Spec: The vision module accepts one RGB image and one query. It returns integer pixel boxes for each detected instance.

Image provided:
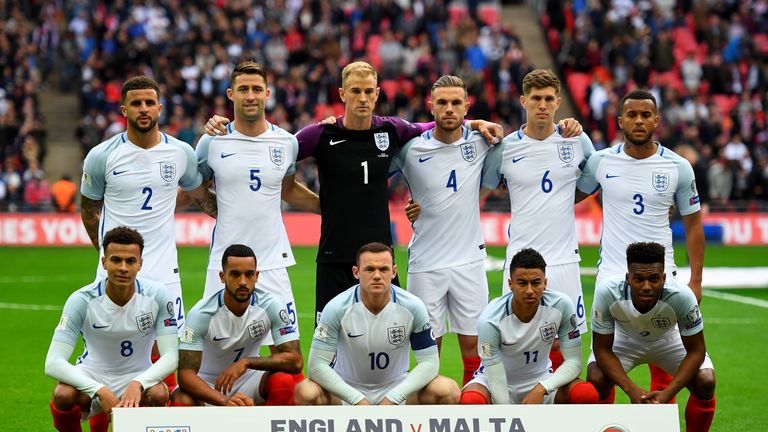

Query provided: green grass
[1,245,766,431]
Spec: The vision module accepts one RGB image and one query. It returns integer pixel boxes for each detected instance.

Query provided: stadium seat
[565,72,591,118]
[478,4,500,26]
[711,94,738,116]
[448,4,468,25]
[380,80,399,101]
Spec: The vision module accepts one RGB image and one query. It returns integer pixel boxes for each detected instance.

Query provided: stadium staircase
[501,2,577,120]
[40,89,81,182]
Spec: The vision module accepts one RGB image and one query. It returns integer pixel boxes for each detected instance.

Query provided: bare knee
[418,376,460,405]
[293,379,326,405]
[52,383,85,410]
[143,382,169,407]
[587,362,613,399]
[688,368,716,400]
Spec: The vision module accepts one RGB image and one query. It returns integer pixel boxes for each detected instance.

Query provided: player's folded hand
[474,120,503,144]
[319,116,338,125]
[641,390,671,404]
[521,384,547,404]
[116,381,143,408]
[215,359,248,395]
[557,118,583,137]
[225,392,254,406]
[405,199,420,222]
[204,115,231,136]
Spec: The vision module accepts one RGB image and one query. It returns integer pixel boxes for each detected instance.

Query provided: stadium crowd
[541,0,768,210]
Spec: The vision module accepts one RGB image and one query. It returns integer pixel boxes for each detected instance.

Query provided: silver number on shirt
[446,169,457,192]
[368,352,390,370]
[141,187,153,210]
[361,161,369,184]
[250,169,262,191]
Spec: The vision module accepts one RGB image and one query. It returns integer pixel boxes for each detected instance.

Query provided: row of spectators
[541,0,768,210]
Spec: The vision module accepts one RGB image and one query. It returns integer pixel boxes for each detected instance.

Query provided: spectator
[23,171,50,212]
[51,174,77,213]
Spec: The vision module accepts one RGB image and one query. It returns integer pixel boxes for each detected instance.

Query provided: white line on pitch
[703,290,768,309]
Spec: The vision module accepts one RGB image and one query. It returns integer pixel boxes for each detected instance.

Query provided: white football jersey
[576,144,700,280]
[81,132,202,283]
[197,123,297,273]
[180,288,298,384]
[390,127,491,272]
[52,278,177,376]
[482,127,594,266]
[591,275,704,340]
[477,289,581,384]
[312,285,437,392]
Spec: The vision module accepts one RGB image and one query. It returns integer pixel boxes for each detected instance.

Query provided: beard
[623,129,652,146]
[128,116,158,133]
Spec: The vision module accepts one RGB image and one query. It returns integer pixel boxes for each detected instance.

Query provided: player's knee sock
[685,395,716,432]
[292,371,305,384]
[568,382,599,404]
[549,350,565,372]
[152,354,178,393]
[170,401,192,407]
[462,356,481,386]
[50,400,82,432]
[649,364,675,403]
[598,386,616,404]
[265,372,296,406]
[459,390,489,405]
[88,411,109,432]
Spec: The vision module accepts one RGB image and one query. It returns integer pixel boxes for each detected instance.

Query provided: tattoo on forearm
[179,350,203,372]
[80,196,103,249]
[194,191,218,218]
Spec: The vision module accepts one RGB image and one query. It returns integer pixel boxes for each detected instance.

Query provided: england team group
[44,61,716,432]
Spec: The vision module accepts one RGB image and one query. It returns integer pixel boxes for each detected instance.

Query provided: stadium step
[39,89,81,183]
[501,3,577,120]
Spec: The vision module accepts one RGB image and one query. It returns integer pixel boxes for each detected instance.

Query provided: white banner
[113,404,678,432]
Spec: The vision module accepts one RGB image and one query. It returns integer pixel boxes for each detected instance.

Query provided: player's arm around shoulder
[575,147,607,203]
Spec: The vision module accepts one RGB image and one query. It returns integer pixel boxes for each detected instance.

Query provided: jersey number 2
[141,187,153,210]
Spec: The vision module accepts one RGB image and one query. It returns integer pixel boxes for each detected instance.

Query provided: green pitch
[1,245,766,431]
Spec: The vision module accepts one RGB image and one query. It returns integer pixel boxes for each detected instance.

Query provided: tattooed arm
[80,194,103,249]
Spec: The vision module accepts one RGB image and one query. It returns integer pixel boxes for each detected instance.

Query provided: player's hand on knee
[354,399,370,405]
[225,392,254,406]
[378,397,396,406]
[95,387,120,414]
[521,384,547,404]
[116,381,143,408]
[627,387,651,404]
[216,359,248,394]
[319,116,337,125]
[405,199,420,222]
[558,118,583,137]
[642,390,671,404]
[204,115,231,136]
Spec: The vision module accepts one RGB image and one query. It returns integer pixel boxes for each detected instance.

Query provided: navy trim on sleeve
[411,327,436,351]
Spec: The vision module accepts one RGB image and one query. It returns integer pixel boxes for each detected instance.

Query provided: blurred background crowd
[1,0,767,214]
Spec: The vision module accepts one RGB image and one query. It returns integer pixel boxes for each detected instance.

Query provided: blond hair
[522,69,561,96]
[431,75,467,98]
[341,61,377,87]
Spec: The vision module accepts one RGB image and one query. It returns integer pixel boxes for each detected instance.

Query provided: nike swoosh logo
[329,139,346,146]
[212,336,230,341]
[418,156,433,163]
[92,324,109,329]
[605,174,620,179]
[112,170,128,176]
[512,156,526,163]
[347,332,364,338]
[220,152,237,158]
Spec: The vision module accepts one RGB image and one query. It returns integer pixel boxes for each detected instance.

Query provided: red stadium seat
[478,4,500,26]
[565,72,590,118]
[379,80,399,101]
[448,4,467,25]
[711,94,738,116]
[754,34,768,55]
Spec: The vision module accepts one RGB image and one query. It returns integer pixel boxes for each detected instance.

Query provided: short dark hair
[121,76,160,103]
[431,75,467,98]
[522,69,561,96]
[222,244,257,270]
[230,61,268,87]
[626,242,665,267]
[509,248,546,273]
[355,242,394,266]
[619,89,657,113]
[102,227,144,254]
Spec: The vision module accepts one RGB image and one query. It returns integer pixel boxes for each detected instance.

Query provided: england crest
[652,170,670,192]
[460,142,477,162]
[374,132,390,151]
[269,146,284,166]
[248,320,267,339]
[539,323,557,343]
[136,312,154,333]
[557,142,574,163]
[159,162,177,182]
[652,317,671,329]
[387,325,406,345]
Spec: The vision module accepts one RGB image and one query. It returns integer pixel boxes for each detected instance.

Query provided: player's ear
[543,276,547,290]
[226,88,234,102]
[617,115,623,128]
[338,87,345,103]
[519,95,526,107]
[101,255,107,269]
[352,265,360,280]
[137,257,143,271]
[219,270,226,284]
[253,271,260,284]
[391,264,397,280]
[374,86,380,101]
[120,104,127,118]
